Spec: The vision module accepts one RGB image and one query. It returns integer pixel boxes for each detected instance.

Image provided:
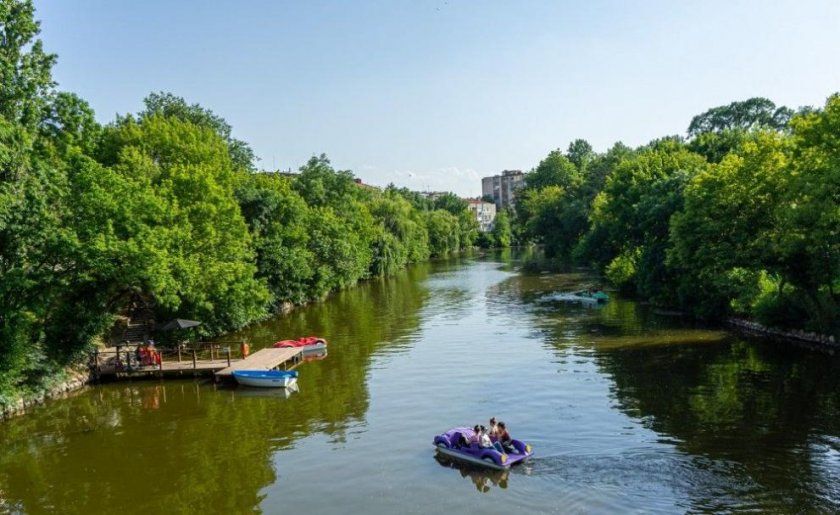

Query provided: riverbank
[728,318,839,353]
[0,366,91,421]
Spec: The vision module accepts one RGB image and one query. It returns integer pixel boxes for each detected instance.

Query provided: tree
[566,138,595,172]
[39,91,101,156]
[775,95,840,334]
[425,210,460,256]
[140,91,256,170]
[669,132,789,317]
[491,209,512,248]
[524,149,580,191]
[0,0,56,129]
[101,115,268,333]
[236,173,315,307]
[587,143,707,302]
[687,97,793,137]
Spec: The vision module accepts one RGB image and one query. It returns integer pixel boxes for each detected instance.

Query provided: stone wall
[728,318,838,352]
[0,366,91,421]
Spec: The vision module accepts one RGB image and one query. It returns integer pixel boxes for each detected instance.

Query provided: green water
[2,253,839,514]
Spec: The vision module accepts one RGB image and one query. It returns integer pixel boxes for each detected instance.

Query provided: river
[2,252,839,514]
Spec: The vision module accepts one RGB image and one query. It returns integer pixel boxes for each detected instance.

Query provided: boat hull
[435,446,510,470]
[232,370,299,388]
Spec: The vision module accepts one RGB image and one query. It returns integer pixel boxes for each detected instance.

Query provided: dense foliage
[0,1,476,402]
[518,96,840,338]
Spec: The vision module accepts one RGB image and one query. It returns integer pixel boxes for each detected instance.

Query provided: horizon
[36,0,840,196]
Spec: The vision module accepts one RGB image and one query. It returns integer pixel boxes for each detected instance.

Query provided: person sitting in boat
[488,417,500,440]
[497,422,515,453]
[478,425,493,449]
[470,425,482,445]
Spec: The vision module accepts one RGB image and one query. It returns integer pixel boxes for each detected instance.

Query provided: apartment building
[466,198,497,232]
[481,170,526,210]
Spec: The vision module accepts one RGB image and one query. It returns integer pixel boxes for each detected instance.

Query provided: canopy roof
[158,318,202,331]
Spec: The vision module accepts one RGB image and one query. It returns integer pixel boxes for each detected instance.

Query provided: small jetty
[215,348,303,378]
[89,342,303,383]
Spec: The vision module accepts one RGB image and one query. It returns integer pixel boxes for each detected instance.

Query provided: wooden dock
[214,347,304,378]
[90,343,304,382]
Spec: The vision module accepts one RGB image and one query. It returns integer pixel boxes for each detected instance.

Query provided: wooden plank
[96,359,238,377]
[214,347,303,377]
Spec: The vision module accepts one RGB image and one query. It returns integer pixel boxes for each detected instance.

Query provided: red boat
[272,336,327,353]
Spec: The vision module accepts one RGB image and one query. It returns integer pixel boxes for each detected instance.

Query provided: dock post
[192,348,197,370]
[226,347,231,367]
[93,348,100,382]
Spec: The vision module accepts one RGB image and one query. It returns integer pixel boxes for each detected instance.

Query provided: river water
[2,253,839,514]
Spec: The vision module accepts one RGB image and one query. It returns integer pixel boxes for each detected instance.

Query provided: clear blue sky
[36,0,840,196]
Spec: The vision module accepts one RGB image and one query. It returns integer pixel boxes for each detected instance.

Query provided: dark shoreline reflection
[502,264,840,514]
[594,337,840,513]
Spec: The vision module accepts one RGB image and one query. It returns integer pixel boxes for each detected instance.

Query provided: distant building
[422,191,448,201]
[466,198,497,232]
[481,170,526,210]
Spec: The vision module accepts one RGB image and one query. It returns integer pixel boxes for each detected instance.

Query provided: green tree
[491,208,512,248]
[776,95,840,334]
[566,138,595,172]
[100,115,268,333]
[524,149,580,191]
[39,91,101,156]
[425,209,460,256]
[587,143,707,302]
[140,91,256,170]
[0,0,56,129]
[669,132,789,317]
[236,172,315,307]
[687,97,793,137]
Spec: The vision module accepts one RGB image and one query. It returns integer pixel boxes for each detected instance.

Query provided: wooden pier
[89,343,304,382]
[215,347,304,378]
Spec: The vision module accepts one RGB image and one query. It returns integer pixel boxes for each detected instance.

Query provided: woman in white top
[478,426,493,448]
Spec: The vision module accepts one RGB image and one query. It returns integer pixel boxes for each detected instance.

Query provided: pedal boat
[272,336,327,354]
[433,427,533,470]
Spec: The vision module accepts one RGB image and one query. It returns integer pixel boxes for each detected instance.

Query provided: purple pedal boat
[433,427,533,470]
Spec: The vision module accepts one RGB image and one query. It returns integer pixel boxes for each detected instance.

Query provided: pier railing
[89,340,254,378]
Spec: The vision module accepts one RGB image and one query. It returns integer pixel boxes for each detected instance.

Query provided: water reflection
[433,454,510,493]
[2,253,840,514]
[231,382,300,399]
[595,338,840,512]
[500,266,840,513]
[0,262,433,515]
